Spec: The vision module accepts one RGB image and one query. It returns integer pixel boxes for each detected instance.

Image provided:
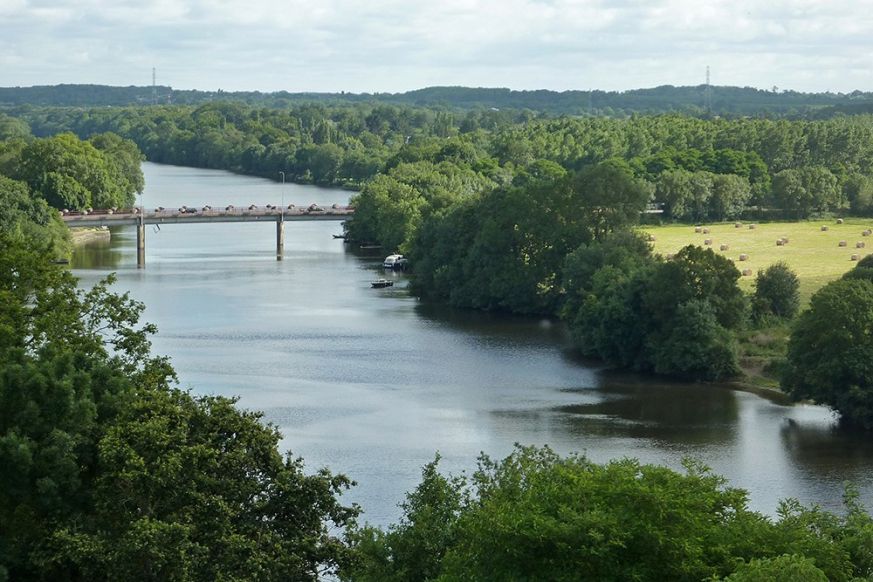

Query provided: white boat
[383,254,403,269]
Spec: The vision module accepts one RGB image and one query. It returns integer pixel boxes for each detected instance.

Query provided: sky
[2,0,873,94]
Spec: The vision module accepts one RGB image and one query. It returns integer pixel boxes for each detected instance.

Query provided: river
[71,162,873,525]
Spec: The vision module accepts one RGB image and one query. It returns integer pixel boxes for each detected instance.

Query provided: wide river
[72,162,873,525]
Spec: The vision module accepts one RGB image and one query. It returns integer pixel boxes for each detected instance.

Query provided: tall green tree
[783,278,873,428]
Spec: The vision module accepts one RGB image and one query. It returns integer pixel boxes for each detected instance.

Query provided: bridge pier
[137,217,146,268]
[276,218,285,260]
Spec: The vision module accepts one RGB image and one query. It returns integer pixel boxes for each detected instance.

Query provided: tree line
[4,83,873,117]
[8,106,873,220]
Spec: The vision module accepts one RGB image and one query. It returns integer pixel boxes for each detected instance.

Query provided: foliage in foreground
[0,235,357,581]
[344,446,873,582]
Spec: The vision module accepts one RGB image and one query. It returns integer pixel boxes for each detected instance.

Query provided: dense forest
[4,83,873,117]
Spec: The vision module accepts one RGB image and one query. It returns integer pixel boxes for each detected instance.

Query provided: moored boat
[371,279,394,288]
[383,254,403,268]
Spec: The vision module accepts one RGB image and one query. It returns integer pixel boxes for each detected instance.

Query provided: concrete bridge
[61,205,353,267]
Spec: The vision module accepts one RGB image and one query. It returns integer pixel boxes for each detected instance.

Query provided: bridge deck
[62,207,352,228]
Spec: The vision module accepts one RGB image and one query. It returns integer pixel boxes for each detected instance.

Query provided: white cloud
[2,0,873,92]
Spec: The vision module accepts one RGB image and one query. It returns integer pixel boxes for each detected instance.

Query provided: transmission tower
[704,65,712,114]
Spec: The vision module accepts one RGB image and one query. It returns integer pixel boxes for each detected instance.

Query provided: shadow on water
[550,372,741,445]
[412,300,572,346]
[780,417,873,483]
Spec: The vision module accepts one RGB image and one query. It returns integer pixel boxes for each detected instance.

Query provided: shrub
[753,261,800,320]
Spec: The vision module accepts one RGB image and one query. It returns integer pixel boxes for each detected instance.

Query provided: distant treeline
[7,104,873,221]
[4,83,873,117]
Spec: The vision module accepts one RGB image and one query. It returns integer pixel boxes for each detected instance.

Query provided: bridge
[61,205,353,268]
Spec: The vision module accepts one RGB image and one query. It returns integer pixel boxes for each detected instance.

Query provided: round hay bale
[742,269,752,276]
[719,244,729,251]
[694,226,702,233]
[863,229,872,236]
[821,225,829,231]
[837,218,844,224]
[647,234,656,242]
[748,224,756,230]
[735,222,742,228]
[704,239,713,246]
[851,254,860,261]
[781,237,789,244]
[702,228,710,234]
[739,253,749,261]
[857,241,867,249]
[776,239,784,246]
[839,240,848,247]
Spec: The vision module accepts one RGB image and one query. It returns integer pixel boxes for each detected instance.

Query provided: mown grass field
[640,218,873,305]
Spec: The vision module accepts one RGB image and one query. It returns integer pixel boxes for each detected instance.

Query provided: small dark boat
[333,234,347,239]
[371,279,394,288]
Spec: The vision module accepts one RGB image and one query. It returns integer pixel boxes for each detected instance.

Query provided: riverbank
[70,227,110,245]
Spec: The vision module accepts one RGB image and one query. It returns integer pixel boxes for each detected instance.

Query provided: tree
[568,159,652,240]
[52,389,358,581]
[644,245,747,331]
[656,169,695,220]
[842,173,873,215]
[561,230,652,319]
[753,261,800,320]
[782,278,873,428]
[709,173,752,221]
[651,299,740,381]
[721,555,827,582]
[344,455,465,582]
[12,133,138,210]
[569,263,652,369]
[0,236,358,580]
[0,175,69,257]
[89,132,146,197]
[771,166,840,218]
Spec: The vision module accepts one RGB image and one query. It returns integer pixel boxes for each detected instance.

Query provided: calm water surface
[72,162,873,525]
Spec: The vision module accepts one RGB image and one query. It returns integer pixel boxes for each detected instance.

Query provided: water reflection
[70,228,130,269]
[780,413,873,490]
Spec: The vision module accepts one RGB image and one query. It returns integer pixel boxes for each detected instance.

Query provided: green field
[641,218,873,304]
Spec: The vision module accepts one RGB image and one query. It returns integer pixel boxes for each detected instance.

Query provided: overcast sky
[2,0,873,94]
